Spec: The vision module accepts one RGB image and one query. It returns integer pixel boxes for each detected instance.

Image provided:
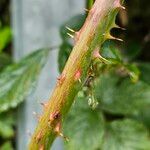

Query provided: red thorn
[74,69,82,82]
[57,72,66,86]
[49,111,60,122]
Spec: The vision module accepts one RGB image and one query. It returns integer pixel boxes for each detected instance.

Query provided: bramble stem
[29,0,124,149]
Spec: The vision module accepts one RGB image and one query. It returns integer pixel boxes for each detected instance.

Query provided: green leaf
[0,27,11,52]
[63,97,104,150]
[0,53,12,72]
[93,72,150,115]
[138,63,150,85]
[101,119,150,150]
[0,49,49,113]
[58,42,72,72]
[0,112,15,138]
[101,41,122,62]
[0,141,13,150]
[125,41,142,61]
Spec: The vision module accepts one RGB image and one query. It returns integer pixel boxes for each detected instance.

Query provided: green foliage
[93,71,150,115]
[64,96,150,150]
[101,119,150,150]
[0,53,12,72]
[0,27,11,52]
[64,97,104,150]
[138,63,150,85]
[0,49,49,113]
[0,112,15,138]
[101,41,122,63]
[0,141,13,150]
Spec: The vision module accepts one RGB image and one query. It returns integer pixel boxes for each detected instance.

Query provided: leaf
[0,141,13,150]
[125,41,142,61]
[0,49,49,113]
[0,27,11,52]
[101,119,150,150]
[58,42,72,72]
[93,72,150,115]
[0,113,15,138]
[101,41,122,63]
[138,63,150,85]
[63,97,104,150]
[0,53,12,72]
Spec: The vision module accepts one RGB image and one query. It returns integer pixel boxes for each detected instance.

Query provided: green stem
[29,0,124,149]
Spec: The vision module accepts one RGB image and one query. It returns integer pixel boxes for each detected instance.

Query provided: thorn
[93,48,111,64]
[93,48,101,59]
[65,26,75,33]
[74,69,82,82]
[40,101,49,109]
[114,0,125,10]
[67,32,74,38]
[114,24,126,30]
[59,133,69,142]
[54,122,70,142]
[57,72,66,86]
[106,34,123,42]
[84,8,89,12]
[49,111,60,122]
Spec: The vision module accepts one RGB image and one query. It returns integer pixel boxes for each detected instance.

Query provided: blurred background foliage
[0,0,150,149]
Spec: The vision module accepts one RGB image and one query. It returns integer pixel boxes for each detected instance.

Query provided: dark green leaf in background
[0,112,15,138]
[101,41,122,64]
[101,119,150,150]
[0,53,12,72]
[64,97,104,150]
[58,43,72,73]
[0,49,49,113]
[138,63,150,85]
[0,141,13,150]
[93,72,150,115]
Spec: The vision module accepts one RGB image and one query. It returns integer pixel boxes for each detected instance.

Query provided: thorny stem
[29,0,124,149]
